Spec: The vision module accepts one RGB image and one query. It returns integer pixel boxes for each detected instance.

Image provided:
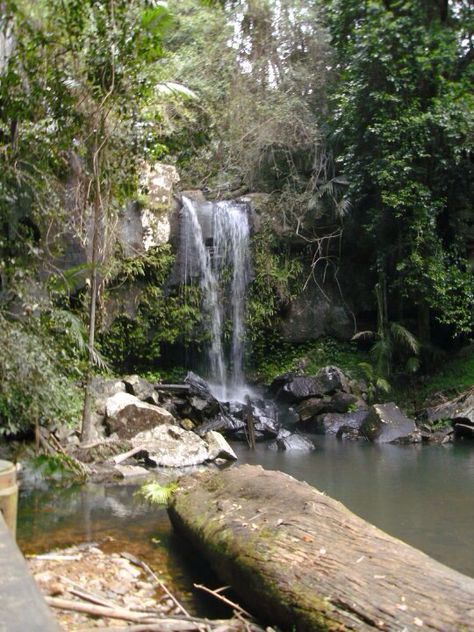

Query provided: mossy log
[168,464,474,631]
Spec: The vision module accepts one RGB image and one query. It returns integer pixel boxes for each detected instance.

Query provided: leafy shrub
[250,336,368,383]
[0,316,83,437]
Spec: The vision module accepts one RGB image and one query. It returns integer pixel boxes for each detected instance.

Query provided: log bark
[168,464,474,632]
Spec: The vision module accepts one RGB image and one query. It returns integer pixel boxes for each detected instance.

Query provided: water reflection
[17,482,231,618]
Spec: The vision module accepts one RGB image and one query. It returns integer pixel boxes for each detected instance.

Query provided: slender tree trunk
[417,302,431,345]
[80,197,100,445]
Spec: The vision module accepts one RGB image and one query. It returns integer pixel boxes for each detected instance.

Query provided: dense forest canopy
[0,0,473,438]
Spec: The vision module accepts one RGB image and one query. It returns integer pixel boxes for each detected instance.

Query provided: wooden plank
[168,464,474,632]
[0,513,60,631]
[0,460,18,538]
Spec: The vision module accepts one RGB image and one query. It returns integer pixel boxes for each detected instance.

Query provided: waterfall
[181,196,250,398]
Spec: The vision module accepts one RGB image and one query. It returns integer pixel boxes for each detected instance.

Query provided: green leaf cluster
[329,0,474,339]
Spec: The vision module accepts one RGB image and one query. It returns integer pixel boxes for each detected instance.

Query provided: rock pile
[271,367,421,444]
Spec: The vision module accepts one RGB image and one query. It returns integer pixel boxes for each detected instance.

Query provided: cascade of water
[181,196,250,397]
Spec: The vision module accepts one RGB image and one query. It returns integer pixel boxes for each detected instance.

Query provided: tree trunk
[80,198,100,445]
[168,465,474,632]
[417,303,431,345]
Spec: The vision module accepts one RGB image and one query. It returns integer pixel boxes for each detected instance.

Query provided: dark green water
[17,437,474,614]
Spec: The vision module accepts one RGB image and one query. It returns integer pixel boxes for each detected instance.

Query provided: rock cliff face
[50,161,180,279]
[279,276,354,342]
[49,165,357,345]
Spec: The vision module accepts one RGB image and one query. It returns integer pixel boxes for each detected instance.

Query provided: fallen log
[168,464,474,632]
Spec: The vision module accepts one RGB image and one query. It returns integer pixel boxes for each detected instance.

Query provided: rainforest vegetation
[0,0,473,438]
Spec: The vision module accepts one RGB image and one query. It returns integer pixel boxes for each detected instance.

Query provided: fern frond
[375,377,391,393]
[136,481,177,506]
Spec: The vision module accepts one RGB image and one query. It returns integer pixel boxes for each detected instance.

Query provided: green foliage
[329,0,474,338]
[136,481,177,506]
[0,314,83,436]
[246,224,303,347]
[28,454,85,485]
[418,347,474,401]
[357,362,391,404]
[250,336,367,384]
[98,245,204,372]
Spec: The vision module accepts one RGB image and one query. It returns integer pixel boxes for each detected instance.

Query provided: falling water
[181,196,250,397]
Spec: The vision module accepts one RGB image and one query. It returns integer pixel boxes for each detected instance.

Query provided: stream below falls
[17,437,474,617]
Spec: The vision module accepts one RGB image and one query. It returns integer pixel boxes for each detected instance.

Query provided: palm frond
[351,330,375,342]
[335,196,351,219]
[87,345,110,371]
[390,322,419,355]
[54,310,87,353]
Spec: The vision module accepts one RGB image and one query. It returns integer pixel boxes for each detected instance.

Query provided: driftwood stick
[68,586,120,610]
[121,552,191,618]
[109,445,146,465]
[80,618,268,632]
[455,422,474,433]
[193,584,253,619]
[44,596,154,622]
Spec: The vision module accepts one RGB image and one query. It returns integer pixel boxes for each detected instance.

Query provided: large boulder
[196,413,245,437]
[272,375,326,403]
[105,392,175,439]
[90,376,126,416]
[312,410,369,435]
[296,392,365,423]
[271,366,351,404]
[131,425,209,467]
[205,431,238,461]
[360,403,419,444]
[276,433,315,452]
[182,372,221,421]
[123,375,156,402]
[316,366,350,394]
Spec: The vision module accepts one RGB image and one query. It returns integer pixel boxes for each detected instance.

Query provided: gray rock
[91,377,126,416]
[114,464,150,479]
[105,392,175,439]
[296,392,365,422]
[313,410,369,435]
[296,397,332,422]
[205,431,238,461]
[427,392,474,423]
[272,366,351,404]
[336,425,362,441]
[316,366,350,394]
[360,403,418,444]
[252,401,280,437]
[279,275,354,342]
[329,392,364,413]
[196,413,245,437]
[123,375,156,401]
[132,425,209,467]
[274,376,326,403]
[184,372,221,419]
[276,433,315,451]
